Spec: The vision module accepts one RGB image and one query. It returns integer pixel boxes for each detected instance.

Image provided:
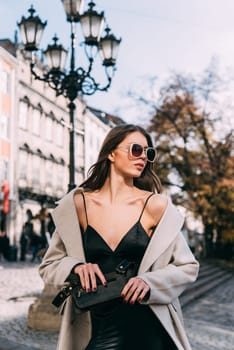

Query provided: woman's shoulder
[73,189,87,210]
[55,187,85,212]
[144,192,168,218]
[73,188,99,210]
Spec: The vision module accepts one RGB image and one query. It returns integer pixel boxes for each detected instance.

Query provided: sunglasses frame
[117,143,157,163]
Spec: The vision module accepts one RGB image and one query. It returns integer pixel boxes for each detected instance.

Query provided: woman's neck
[99,175,136,203]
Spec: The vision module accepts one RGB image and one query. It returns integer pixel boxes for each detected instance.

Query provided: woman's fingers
[93,264,107,287]
[121,277,149,304]
[84,263,93,292]
[137,287,149,302]
[88,263,106,291]
[74,263,106,292]
[89,267,97,292]
[77,268,85,290]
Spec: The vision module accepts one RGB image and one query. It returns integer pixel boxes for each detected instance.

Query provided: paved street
[0,260,233,350]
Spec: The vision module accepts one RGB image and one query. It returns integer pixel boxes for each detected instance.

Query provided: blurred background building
[0,38,124,250]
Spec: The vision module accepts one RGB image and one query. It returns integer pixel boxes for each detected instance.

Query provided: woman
[39,124,199,350]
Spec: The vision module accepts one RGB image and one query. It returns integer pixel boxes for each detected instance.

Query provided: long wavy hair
[80,124,162,193]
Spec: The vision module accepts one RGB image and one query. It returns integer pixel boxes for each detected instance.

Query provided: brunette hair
[80,124,162,193]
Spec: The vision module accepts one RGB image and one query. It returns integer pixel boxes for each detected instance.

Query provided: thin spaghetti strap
[80,192,88,226]
[138,193,154,221]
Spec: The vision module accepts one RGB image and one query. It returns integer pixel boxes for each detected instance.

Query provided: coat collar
[52,188,184,272]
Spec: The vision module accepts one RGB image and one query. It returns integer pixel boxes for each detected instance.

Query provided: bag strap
[52,285,73,308]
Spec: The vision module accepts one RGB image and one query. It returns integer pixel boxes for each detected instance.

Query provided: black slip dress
[81,193,177,350]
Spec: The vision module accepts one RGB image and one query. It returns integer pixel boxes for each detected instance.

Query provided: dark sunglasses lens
[147,148,156,162]
[131,144,143,157]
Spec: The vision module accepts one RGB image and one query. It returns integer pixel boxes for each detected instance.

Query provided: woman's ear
[108,152,115,162]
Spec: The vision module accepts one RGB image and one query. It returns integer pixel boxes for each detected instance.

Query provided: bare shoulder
[148,193,168,217]
[74,192,89,229]
[74,190,97,212]
[74,192,84,210]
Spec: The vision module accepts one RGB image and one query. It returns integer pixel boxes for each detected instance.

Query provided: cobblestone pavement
[0,260,233,350]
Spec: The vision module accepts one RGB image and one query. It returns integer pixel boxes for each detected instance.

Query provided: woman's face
[109,131,148,178]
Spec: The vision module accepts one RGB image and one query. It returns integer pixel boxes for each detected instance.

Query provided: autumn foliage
[130,69,234,258]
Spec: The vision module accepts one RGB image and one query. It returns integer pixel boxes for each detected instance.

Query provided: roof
[0,39,17,56]
[87,106,126,127]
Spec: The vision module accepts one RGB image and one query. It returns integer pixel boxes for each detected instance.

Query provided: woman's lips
[134,163,145,169]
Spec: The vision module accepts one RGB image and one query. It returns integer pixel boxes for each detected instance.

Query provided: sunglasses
[118,143,157,163]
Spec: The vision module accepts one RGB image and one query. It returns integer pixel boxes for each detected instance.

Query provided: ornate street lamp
[18,1,121,192]
[17,6,47,51]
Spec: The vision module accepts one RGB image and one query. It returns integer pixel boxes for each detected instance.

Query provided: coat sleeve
[138,232,199,305]
[39,230,85,287]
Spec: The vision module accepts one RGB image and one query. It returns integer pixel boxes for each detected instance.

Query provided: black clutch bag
[52,259,135,311]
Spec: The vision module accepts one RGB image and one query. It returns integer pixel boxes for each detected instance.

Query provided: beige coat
[39,188,199,350]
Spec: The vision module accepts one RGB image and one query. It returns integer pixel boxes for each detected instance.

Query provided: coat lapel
[52,187,86,261]
[138,198,184,274]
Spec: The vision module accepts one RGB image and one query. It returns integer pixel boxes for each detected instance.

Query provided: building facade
[0,39,124,247]
[0,40,85,243]
[15,45,86,241]
[0,44,17,243]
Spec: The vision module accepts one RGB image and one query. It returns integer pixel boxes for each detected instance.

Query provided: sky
[1,0,234,123]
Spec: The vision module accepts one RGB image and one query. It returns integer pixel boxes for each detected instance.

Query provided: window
[56,123,63,147]
[1,71,10,94]
[45,117,53,141]
[19,151,28,179]
[0,115,9,139]
[19,101,28,129]
[32,109,41,136]
[32,155,40,184]
[57,164,64,189]
[45,160,53,185]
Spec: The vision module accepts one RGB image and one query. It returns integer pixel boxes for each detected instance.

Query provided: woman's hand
[121,277,150,304]
[74,263,107,292]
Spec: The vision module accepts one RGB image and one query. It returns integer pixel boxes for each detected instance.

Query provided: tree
[129,67,234,258]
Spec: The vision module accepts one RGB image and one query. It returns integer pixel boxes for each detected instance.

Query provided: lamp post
[18,0,121,192]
